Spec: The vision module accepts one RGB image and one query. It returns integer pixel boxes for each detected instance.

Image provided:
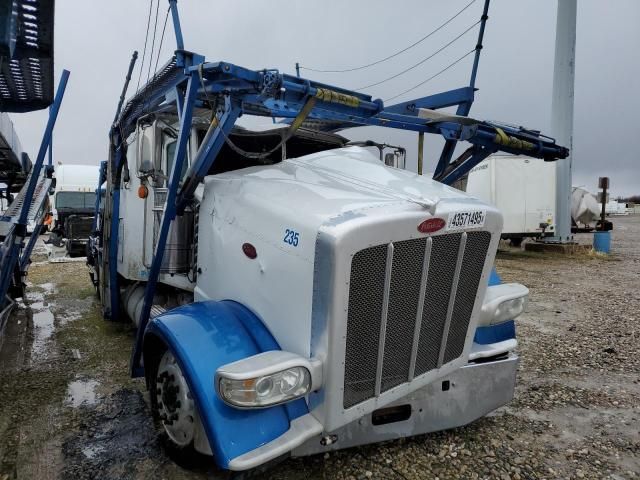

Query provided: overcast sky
[9,0,640,196]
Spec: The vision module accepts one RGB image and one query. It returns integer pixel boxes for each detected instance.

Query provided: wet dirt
[0,218,638,479]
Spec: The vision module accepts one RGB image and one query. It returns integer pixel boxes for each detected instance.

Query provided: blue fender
[474,267,516,344]
[488,268,502,287]
[143,300,308,469]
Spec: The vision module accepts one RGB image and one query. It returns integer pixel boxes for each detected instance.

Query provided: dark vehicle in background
[46,165,99,257]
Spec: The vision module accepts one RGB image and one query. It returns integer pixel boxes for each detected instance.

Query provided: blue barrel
[593,231,611,253]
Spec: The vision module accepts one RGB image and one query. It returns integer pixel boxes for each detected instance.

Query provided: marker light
[216,351,321,409]
[242,242,257,259]
[479,283,529,326]
[138,184,149,199]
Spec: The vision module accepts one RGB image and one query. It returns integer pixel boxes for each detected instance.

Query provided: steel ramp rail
[0,171,51,238]
[0,70,69,315]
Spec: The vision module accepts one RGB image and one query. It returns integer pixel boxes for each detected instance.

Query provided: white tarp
[571,186,600,225]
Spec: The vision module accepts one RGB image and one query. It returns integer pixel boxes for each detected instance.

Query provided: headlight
[216,351,322,409]
[219,367,310,408]
[479,283,529,326]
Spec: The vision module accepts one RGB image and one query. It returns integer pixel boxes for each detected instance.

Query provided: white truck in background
[47,164,99,257]
[465,154,556,246]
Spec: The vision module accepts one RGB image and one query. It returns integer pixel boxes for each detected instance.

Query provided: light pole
[546,0,577,244]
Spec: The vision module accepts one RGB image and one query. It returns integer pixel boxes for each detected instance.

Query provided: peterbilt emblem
[418,218,445,233]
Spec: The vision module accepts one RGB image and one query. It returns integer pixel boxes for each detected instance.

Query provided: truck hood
[201,146,497,264]
[205,146,476,220]
[196,146,501,364]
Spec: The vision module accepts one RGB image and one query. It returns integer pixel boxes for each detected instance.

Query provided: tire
[88,271,100,300]
[150,349,199,449]
[510,238,523,247]
[149,348,218,473]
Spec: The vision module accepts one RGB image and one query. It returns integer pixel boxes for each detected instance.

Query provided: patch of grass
[28,261,142,388]
[497,246,616,263]
[55,303,140,389]
[27,262,95,299]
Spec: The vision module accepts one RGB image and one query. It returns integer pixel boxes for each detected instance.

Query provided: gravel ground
[0,217,638,479]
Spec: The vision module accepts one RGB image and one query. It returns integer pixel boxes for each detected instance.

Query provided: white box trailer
[465,154,556,246]
[605,200,630,216]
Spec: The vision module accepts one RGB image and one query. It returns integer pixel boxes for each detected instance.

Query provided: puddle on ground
[66,378,100,408]
[49,257,87,263]
[58,310,81,326]
[30,301,55,356]
[39,282,57,295]
[26,290,44,303]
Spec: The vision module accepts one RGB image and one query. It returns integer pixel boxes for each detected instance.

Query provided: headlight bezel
[215,351,322,409]
[479,283,529,326]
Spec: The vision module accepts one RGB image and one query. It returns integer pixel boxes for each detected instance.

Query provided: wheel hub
[156,350,196,446]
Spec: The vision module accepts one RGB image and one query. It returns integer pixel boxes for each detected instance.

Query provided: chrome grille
[343,231,491,409]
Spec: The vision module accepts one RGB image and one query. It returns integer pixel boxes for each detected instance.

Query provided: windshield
[165,140,188,186]
[55,191,95,209]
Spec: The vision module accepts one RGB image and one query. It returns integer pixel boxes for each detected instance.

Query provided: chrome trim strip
[437,232,467,368]
[374,242,394,397]
[408,237,432,381]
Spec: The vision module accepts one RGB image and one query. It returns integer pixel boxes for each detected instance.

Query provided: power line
[152,8,170,79]
[135,0,154,94]
[299,0,477,73]
[141,0,160,114]
[355,20,480,91]
[145,0,161,90]
[384,49,476,102]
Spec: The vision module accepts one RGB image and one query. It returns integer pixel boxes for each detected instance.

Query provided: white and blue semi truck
[88,4,568,473]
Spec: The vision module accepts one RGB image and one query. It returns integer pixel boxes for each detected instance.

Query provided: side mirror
[21,152,33,173]
[384,152,396,167]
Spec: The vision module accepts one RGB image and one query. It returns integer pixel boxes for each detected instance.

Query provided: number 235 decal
[283,229,300,247]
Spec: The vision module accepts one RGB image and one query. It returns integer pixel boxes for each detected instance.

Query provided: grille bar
[413,234,461,377]
[408,237,432,381]
[437,232,467,368]
[443,231,492,363]
[381,239,427,393]
[374,243,394,397]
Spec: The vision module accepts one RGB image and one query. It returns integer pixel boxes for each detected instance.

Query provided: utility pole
[546,0,577,243]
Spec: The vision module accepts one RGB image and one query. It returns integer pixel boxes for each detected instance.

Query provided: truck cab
[48,164,99,256]
[99,113,528,471]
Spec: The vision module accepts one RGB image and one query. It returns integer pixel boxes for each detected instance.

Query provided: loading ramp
[0,0,68,330]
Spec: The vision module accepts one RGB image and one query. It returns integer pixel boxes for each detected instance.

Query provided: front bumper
[294,353,518,456]
[225,353,518,468]
[228,413,323,471]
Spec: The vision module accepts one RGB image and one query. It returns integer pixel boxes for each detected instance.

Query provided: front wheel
[149,349,236,477]
[148,348,263,479]
[151,349,199,450]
